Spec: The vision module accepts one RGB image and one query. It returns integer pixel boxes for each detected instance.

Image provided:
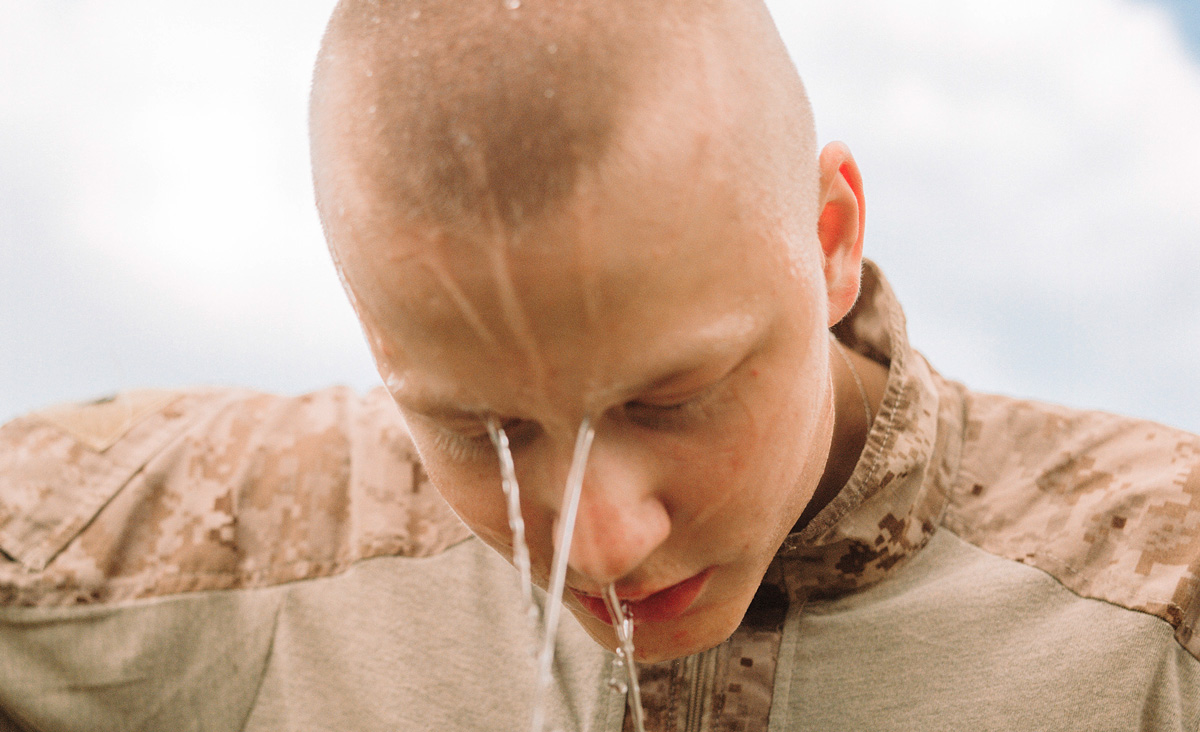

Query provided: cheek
[411,442,514,550]
[700,365,828,526]
[657,396,767,529]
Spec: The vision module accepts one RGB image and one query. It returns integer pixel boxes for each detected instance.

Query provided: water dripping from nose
[502,417,647,732]
[529,417,595,732]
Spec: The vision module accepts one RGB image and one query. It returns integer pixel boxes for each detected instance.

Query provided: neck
[793,341,888,532]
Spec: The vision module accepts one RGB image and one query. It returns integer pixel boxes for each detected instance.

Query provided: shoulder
[0,386,470,607]
[944,390,1200,658]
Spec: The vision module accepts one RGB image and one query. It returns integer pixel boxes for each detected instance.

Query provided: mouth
[570,568,714,625]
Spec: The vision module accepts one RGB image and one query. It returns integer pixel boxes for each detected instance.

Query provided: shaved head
[310,0,817,250]
[307,0,874,664]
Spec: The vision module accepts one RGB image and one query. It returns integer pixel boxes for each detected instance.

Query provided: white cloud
[772,0,1200,280]
[1,1,1197,431]
[768,0,1200,430]
[12,3,341,320]
[0,1,378,417]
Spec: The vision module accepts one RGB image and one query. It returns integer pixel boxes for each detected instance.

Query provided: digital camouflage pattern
[625,563,791,732]
[775,264,966,602]
[785,262,1198,663]
[0,386,470,606]
[618,261,1198,730]
[1,261,1197,731]
[947,395,1200,659]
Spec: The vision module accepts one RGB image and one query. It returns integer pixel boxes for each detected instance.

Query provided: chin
[568,596,747,664]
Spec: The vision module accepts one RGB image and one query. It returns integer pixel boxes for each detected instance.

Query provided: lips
[571,568,714,625]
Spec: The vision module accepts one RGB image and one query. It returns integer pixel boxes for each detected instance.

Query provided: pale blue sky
[1152,0,1200,54]
[1,1,1198,433]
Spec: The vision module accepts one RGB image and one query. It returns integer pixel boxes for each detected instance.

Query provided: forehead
[355,154,800,419]
[335,38,817,416]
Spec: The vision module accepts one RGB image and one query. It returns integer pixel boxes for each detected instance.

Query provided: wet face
[335,120,834,664]
[322,7,840,659]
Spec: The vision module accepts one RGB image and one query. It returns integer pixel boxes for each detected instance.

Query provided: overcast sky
[1,1,1198,433]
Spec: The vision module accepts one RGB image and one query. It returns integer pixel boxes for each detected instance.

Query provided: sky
[1,1,1198,433]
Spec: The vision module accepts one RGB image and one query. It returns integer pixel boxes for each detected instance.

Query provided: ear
[817,142,865,327]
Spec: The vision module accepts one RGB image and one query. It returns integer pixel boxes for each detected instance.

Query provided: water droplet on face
[504,0,521,9]
[367,104,377,115]
[410,8,421,19]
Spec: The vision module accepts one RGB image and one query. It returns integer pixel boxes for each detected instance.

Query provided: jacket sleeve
[0,387,468,731]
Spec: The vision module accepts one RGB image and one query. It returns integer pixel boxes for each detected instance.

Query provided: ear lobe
[817,142,866,326]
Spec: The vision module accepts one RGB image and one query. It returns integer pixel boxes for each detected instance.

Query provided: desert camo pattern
[781,262,1198,662]
[774,263,966,605]
[946,395,1200,660]
[625,563,791,732]
[0,386,470,606]
[0,258,1197,691]
[789,263,1197,662]
[626,259,1199,729]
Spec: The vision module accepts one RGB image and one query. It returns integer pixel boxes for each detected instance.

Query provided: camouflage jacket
[2,261,1198,731]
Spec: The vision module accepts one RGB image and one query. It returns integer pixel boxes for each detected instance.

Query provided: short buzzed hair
[311,0,818,265]
[311,0,705,233]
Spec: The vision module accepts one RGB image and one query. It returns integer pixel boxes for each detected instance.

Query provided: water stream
[487,417,537,624]
[602,585,647,732]
[488,417,647,732]
[529,418,594,732]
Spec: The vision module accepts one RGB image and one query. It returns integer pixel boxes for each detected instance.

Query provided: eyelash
[428,427,493,462]
[623,382,726,429]
[423,380,729,462]
[427,418,528,463]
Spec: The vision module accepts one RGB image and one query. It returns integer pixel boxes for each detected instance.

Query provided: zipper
[683,646,718,732]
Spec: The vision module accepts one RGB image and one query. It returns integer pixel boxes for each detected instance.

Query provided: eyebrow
[635,308,760,370]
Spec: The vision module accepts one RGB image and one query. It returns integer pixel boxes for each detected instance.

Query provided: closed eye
[623,382,724,429]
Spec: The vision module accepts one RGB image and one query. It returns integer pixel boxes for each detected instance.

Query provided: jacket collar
[775,259,967,599]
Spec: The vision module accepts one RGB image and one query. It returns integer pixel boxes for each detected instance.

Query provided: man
[1,1,1197,730]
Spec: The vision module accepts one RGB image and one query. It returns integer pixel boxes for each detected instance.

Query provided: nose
[558,437,671,587]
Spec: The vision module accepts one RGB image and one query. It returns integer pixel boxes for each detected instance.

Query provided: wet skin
[337,145,871,665]
[328,20,870,661]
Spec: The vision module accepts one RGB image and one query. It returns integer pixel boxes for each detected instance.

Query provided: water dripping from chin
[602,586,647,732]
